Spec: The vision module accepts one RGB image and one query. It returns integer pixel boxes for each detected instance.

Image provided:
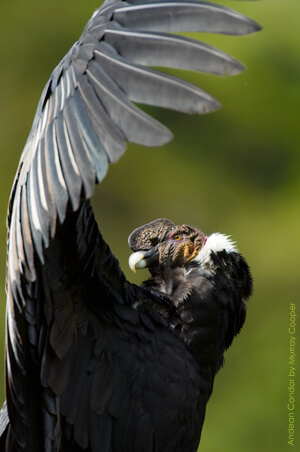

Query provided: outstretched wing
[7,0,261,290]
[5,0,261,450]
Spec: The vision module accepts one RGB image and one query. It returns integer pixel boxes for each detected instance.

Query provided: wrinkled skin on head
[128,218,207,275]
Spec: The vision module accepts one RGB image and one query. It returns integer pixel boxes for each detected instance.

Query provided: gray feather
[20,185,37,282]
[113,0,262,35]
[87,59,173,146]
[55,112,83,212]
[26,165,45,264]
[95,43,221,113]
[104,28,245,75]
[45,121,69,224]
[78,76,127,164]
[71,89,109,183]
[63,98,96,199]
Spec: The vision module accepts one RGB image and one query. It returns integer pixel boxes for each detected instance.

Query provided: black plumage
[2,1,259,451]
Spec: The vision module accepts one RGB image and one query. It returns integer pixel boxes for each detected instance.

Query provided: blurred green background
[0,0,299,451]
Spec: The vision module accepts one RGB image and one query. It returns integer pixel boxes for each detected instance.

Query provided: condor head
[128,218,207,275]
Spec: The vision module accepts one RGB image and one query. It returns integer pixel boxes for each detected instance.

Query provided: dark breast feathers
[3,1,259,451]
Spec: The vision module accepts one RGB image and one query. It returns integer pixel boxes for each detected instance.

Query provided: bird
[2,0,260,450]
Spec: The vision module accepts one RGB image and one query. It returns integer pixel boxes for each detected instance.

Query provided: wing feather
[27,163,45,263]
[45,122,69,224]
[20,185,37,282]
[95,43,220,113]
[29,140,57,255]
[113,0,261,35]
[63,99,96,198]
[71,89,109,182]
[78,76,127,163]
[86,59,173,145]
[55,112,82,211]
[103,28,245,75]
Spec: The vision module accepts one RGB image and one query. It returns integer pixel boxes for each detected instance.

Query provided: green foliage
[0,1,299,451]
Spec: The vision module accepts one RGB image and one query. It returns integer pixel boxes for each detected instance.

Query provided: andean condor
[2,1,260,451]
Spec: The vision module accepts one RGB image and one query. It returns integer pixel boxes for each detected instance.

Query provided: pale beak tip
[129,251,146,273]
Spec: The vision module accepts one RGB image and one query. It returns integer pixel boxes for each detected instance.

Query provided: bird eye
[173,234,182,241]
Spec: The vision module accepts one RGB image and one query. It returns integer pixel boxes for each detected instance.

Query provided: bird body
[2,0,259,450]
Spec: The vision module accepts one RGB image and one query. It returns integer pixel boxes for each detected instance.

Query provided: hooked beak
[128,247,158,273]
